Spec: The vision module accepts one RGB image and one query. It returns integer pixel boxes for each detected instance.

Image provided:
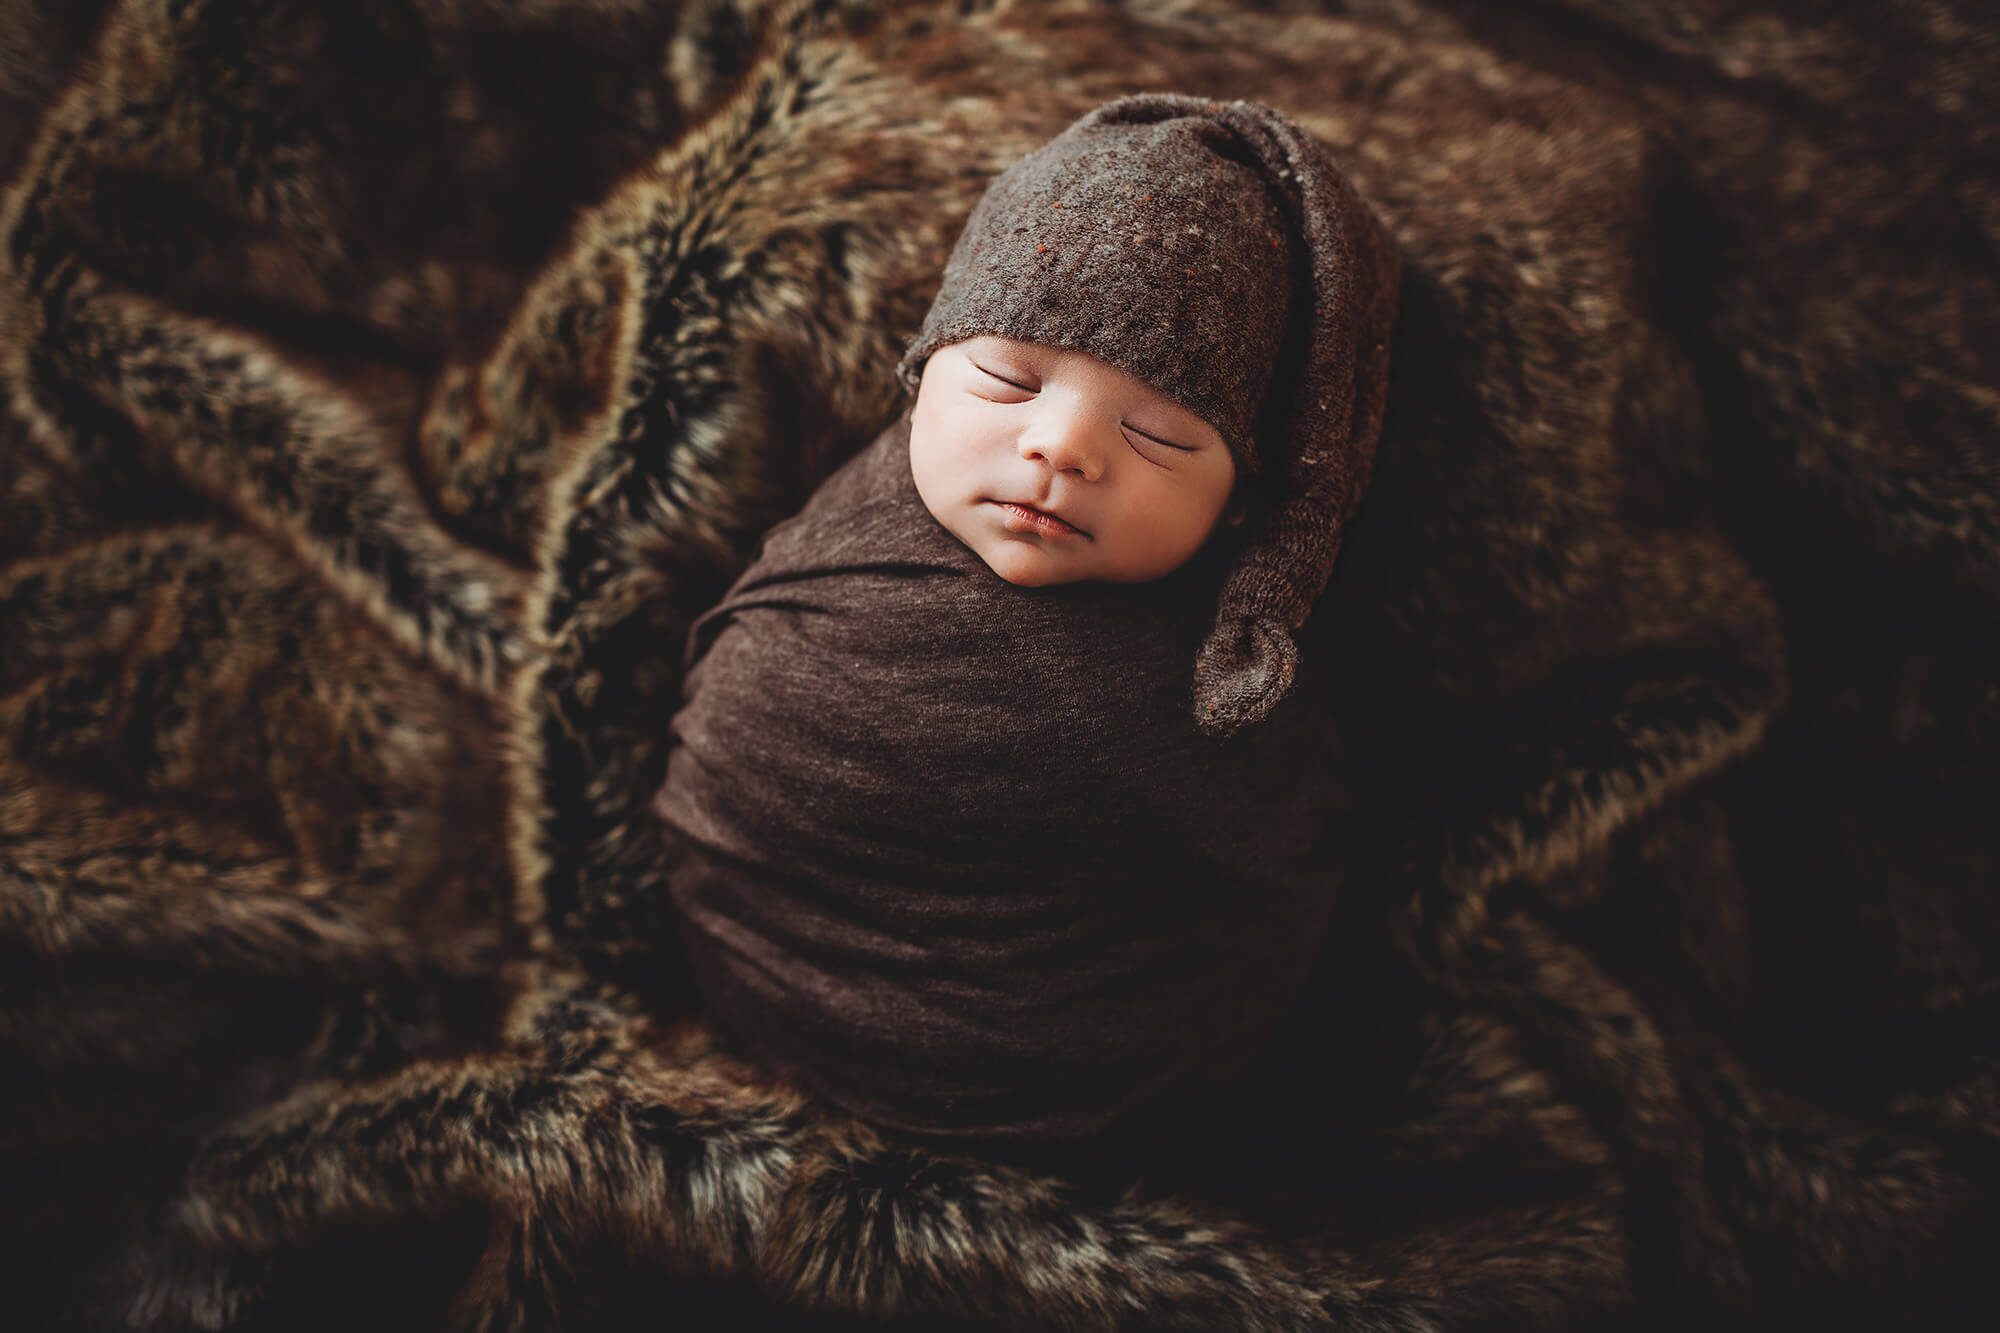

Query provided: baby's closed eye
[972,361,1035,393]
[969,357,1195,454]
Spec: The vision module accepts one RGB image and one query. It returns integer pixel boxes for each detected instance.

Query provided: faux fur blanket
[3,1,1995,1329]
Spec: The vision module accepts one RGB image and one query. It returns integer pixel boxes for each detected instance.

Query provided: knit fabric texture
[652,410,1348,1151]
[895,92,1401,738]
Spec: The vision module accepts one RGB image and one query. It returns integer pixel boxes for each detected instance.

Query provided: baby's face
[909,336,1239,586]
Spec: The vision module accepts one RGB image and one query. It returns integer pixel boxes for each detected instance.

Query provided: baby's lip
[993,498,1088,537]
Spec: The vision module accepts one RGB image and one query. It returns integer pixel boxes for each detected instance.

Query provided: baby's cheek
[908,433,960,521]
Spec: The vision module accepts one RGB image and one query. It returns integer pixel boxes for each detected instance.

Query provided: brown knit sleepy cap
[895,92,1401,738]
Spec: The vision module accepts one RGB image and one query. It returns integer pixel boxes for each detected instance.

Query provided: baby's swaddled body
[652,410,1347,1152]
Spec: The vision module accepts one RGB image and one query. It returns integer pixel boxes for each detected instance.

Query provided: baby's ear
[1224,480,1252,525]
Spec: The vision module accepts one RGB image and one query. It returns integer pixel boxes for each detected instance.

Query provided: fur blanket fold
[2,1,1995,1329]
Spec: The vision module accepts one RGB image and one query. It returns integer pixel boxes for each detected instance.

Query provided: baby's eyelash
[1126,427,1194,453]
[973,363,1035,392]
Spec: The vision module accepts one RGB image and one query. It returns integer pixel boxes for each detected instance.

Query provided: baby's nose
[1021,417,1104,480]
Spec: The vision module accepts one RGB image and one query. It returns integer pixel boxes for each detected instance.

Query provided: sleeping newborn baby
[651,93,1399,1160]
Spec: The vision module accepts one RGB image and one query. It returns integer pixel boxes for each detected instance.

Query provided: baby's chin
[977,540,1083,587]
[979,541,1196,587]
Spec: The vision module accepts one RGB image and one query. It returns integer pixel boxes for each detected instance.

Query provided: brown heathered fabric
[895,92,1401,739]
[651,409,1348,1150]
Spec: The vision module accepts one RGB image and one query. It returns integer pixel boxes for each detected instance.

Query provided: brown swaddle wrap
[652,409,1348,1152]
